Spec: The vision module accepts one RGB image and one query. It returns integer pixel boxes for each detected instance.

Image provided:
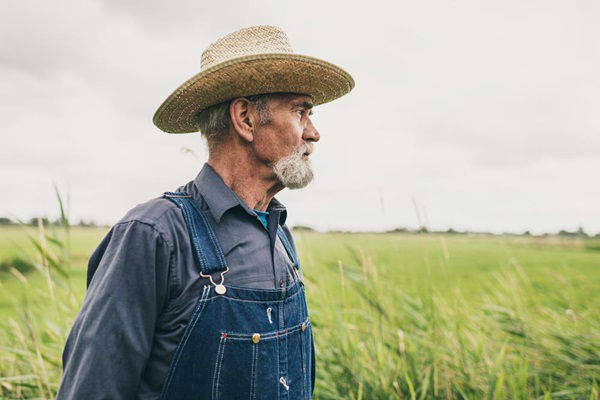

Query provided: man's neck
[207,155,284,212]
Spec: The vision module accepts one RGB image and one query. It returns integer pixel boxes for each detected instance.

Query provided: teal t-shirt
[253,209,269,229]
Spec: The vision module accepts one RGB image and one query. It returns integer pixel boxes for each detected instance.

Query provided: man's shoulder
[120,196,178,222]
[115,196,186,245]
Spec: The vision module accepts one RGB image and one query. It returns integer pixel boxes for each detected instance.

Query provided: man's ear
[229,98,255,142]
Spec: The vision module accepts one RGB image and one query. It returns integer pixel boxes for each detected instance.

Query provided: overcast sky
[1,0,599,234]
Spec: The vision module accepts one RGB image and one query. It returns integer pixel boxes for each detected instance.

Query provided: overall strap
[277,225,300,269]
[163,191,228,274]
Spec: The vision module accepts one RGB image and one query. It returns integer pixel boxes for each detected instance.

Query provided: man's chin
[284,178,313,190]
[272,151,314,189]
[273,166,314,189]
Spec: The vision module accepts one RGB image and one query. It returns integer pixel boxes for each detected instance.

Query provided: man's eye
[296,109,312,118]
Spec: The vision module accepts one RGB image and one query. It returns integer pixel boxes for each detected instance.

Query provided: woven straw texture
[153,25,355,134]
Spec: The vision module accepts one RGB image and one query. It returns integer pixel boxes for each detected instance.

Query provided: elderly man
[57,25,353,399]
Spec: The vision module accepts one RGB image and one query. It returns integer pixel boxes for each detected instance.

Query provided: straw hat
[153,25,355,133]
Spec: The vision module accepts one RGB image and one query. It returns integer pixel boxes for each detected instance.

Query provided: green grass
[0,226,106,319]
[296,232,599,399]
[0,226,598,399]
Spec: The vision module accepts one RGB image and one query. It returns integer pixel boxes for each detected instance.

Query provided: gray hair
[195,94,272,151]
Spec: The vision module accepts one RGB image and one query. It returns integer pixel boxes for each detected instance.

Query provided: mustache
[298,142,314,156]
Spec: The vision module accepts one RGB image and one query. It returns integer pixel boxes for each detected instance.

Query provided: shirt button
[279,279,285,287]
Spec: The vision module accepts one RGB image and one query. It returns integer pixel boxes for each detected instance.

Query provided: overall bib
[160,192,316,400]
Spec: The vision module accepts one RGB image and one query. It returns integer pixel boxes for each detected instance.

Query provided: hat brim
[153,53,355,133]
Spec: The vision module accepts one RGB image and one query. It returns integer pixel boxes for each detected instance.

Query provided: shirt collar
[192,163,287,225]
[267,196,288,225]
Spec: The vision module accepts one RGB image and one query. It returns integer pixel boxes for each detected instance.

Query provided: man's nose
[303,119,320,142]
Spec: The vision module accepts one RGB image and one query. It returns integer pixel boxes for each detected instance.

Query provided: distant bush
[292,225,314,231]
[446,227,462,234]
[387,227,408,233]
[77,219,97,227]
[558,227,589,237]
[28,217,51,226]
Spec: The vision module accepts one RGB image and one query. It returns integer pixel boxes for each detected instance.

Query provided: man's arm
[57,220,171,399]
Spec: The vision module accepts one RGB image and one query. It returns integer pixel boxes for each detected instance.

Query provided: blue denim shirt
[58,163,301,399]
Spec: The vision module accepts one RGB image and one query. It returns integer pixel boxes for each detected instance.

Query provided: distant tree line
[1,218,597,237]
[0,217,101,227]
[388,226,600,238]
[292,225,600,237]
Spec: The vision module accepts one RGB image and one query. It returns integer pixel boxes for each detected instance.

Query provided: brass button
[252,333,261,344]
[301,323,306,332]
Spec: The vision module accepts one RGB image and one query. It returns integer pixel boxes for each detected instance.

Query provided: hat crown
[200,25,294,70]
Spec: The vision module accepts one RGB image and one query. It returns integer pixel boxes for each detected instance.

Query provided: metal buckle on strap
[200,267,230,295]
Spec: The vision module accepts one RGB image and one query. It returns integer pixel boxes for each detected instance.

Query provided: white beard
[272,142,314,189]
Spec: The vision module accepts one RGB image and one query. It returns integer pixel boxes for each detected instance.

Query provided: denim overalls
[160,192,315,400]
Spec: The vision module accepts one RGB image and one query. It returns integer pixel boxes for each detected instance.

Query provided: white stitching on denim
[267,307,273,324]
[159,285,211,399]
[201,288,302,304]
[212,335,226,400]
[222,319,309,341]
[279,297,285,331]
[163,283,308,398]
[193,203,227,267]
[276,330,280,400]
[181,203,209,268]
[181,197,228,272]
[166,196,208,268]
[301,326,306,400]
[249,342,257,400]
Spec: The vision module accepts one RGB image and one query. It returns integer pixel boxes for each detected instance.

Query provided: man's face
[251,93,320,189]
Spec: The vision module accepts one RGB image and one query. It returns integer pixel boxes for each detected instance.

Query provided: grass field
[0,225,598,399]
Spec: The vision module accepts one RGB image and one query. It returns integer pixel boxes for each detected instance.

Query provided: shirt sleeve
[57,220,172,399]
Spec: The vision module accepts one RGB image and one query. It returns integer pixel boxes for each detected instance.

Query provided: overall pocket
[212,331,279,400]
[212,319,310,400]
